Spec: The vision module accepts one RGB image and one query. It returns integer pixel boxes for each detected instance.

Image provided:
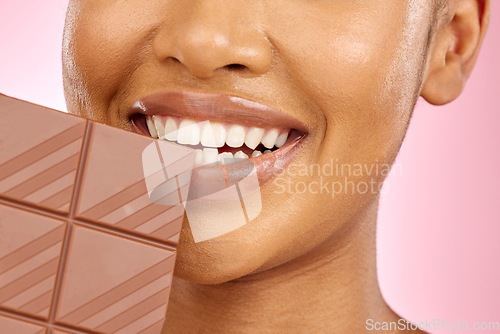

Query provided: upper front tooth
[177,119,201,145]
[261,129,279,149]
[153,116,165,139]
[275,131,289,148]
[164,117,178,141]
[201,121,226,148]
[244,127,265,150]
[226,125,245,148]
[146,117,158,138]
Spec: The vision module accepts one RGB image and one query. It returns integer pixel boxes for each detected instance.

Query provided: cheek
[269,1,428,163]
[64,1,161,114]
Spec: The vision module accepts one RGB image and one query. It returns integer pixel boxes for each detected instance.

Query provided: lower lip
[250,133,305,185]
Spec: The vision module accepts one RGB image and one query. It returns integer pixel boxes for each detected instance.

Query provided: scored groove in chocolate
[0,313,47,334]
[0,95,194,333]
[0,205,67,323]
[4,154,80,200]
[73,122,193,245]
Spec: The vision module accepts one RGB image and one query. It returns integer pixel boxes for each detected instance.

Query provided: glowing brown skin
[62,0,490,332]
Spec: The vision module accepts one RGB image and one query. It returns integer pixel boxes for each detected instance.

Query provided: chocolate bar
[0,94,195,333]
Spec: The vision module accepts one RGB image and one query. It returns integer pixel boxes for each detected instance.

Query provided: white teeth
[234,151,249,160]
[212,123,227,147]
[194,149,203,166]
[244,127,265,150]
[177,119,200,145]
[219,152,234,164]
[226,125,246,148]
[147,115,292,160]
[164,117,178,141]
[153,116,165,139]
[146,117,158,138]
[275,131,289,148]
[201,121,226,148]
[251,151,262,158]
[261,129,279,149]
[202,148,219,164]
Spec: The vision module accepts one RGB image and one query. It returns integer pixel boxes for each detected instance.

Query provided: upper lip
[127,90,308,133]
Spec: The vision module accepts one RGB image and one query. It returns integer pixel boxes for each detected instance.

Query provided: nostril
[225,64,247,70]
[166,56,181,64]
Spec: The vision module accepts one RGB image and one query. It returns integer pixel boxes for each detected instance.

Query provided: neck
[163,198,411,333]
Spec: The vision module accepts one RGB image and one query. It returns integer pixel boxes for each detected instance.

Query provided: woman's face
[63,0,438,283]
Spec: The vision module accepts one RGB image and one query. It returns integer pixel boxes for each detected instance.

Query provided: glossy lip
[127,90,308,133]
[127,90,309,186]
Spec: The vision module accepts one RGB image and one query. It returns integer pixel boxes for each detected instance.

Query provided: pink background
[0,1,498,332]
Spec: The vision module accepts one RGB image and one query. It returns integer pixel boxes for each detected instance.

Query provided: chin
[172,221,269,284]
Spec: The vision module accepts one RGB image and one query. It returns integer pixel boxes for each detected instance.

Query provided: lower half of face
[63,0,434,283]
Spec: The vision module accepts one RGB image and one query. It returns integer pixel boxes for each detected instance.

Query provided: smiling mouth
[129,90,307,170]
[140,115,303,167]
